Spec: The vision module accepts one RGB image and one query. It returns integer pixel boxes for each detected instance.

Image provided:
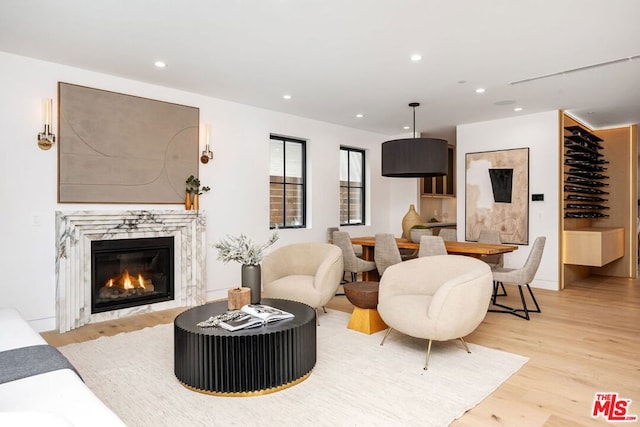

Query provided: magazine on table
[219,304,294,332]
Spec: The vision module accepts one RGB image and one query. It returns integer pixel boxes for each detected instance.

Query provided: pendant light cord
[409,102,420,139]
[412,105,416,139]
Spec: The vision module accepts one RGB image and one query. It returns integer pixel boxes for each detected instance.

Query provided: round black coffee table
[174,298,316,396]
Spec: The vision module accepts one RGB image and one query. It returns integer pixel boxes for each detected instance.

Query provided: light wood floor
[41,276,640,426]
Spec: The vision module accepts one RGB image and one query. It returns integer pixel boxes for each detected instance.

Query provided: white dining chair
[418,235,447,257]
[332,231,376,282]
[374,234,403,276]
[489,236,546,320]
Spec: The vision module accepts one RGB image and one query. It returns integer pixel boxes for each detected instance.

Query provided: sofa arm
[0,411,74,427]
[0,308,47,352]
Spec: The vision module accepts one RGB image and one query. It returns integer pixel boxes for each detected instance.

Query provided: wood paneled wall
[560,112,637,288]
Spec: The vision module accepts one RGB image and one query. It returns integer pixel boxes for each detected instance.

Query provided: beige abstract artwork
[58,83,199,203]
[465,148,529,244]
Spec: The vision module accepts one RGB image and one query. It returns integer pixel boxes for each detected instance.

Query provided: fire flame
[104,269,148,290]
[122,270,134,290]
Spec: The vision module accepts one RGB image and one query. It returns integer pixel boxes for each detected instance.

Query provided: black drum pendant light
[381,102,448,177]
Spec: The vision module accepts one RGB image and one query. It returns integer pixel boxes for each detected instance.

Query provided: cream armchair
[378,255,493,370]
[262,243,343,325]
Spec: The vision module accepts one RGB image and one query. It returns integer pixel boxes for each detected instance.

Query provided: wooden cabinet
[421,145,455,197]
[563,227,624,267]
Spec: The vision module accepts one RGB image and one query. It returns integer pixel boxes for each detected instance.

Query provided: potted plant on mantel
[212,231,279,304]
[185,175,210,210]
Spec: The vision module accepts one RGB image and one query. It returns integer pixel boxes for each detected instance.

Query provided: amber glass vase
[185,191,192,210]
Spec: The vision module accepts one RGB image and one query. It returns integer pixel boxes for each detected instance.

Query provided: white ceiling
[1,0,639,141]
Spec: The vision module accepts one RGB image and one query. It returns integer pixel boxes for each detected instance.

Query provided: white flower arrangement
[212,231,279,265]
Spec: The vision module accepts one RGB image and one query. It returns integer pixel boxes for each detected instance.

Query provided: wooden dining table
[350,236,518,281]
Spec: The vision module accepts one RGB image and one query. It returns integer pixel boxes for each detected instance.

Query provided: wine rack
[563,125,609,218]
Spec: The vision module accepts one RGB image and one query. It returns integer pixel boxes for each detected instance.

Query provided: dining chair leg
[491,281,501,305]
[495,281,508,296]
[515,284,542,320]
[379,327,393,346]
[525,284,541,313]
[517,284,530,320]
[424,339,433,370]
[491,280,508,298]
[489,282,541,320]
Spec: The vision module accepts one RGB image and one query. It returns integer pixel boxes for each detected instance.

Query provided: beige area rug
[60,310,528,427]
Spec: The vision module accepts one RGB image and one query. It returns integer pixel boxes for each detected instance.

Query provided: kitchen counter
[422,222,456,228]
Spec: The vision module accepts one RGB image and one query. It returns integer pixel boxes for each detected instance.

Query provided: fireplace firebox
[91,237,174,314]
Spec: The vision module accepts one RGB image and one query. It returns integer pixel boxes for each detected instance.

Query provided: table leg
[348,307,387,334]
[360,246,380,281]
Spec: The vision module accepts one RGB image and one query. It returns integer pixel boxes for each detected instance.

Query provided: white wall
[0,52,398,331]
[383,132,424,236]
[387,178,421,237]
[457,111,560,290]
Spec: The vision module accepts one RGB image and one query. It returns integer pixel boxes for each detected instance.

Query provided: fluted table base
[174,299,316,395]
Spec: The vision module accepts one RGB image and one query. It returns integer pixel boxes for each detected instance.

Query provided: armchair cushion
[263,275,315,303]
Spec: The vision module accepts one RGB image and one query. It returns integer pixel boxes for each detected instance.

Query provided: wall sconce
[200,123,213,164]
[37,98,56,150]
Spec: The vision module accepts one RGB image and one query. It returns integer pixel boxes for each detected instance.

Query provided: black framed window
[269,135,306,229]
[340,146,365,225]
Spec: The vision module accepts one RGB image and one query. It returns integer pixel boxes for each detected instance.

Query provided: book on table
[219,304,295,331]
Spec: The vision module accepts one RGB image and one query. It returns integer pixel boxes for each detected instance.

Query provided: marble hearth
[55,210,206,333]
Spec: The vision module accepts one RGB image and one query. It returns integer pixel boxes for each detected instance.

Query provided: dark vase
[241,264,261,304]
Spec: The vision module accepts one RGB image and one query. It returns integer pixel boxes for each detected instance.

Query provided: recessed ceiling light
[283,94,292,100]
[356,114,364,118]
[410,54,422,62]
[403,126,410,130]
[475,88,486,94]
[154,61,167,68]
[514,107,523,112]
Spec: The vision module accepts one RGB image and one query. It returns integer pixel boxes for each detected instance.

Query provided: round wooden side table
[343,281,387,334]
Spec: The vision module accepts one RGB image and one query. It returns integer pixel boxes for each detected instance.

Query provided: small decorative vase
[193,194,199,210]
[401,204,422,239]
[241,264,261,304]
[185,191,192,210]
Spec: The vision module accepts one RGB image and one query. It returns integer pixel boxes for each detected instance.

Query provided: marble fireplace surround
[55,210,206,333]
